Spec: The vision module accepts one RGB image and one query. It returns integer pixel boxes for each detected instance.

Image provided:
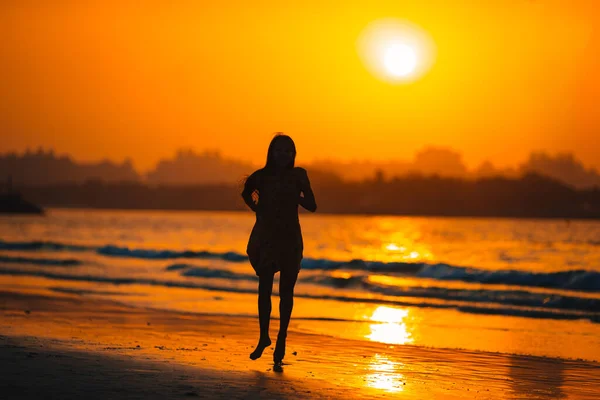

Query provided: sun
[383,43,417,77]
[357,18,435,84]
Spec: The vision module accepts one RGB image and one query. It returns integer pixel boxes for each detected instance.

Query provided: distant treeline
[4,147,600,189]
[0,148,253,186]
[20,172,600,219]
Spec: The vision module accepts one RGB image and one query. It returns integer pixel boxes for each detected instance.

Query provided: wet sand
[1,290,598,399]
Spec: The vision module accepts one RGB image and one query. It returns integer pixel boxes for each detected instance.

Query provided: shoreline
[2,286,599,364]
[1,270,599,363]
[1,290,599,399]
[20,206,600,221]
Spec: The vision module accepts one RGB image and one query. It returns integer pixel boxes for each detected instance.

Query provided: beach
[2,290,599,399]
[1,209,599,398]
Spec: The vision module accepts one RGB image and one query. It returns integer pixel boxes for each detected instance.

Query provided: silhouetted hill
[311,148,600,190]
[518,152,600,189]
[310,147,467,181]
[19,172,600,219]
[145,149,256,185]
[0,148,257,187]
[2,147,600,190]
[0,149,140,185]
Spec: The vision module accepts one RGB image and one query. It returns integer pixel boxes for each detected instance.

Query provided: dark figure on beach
[241,134,317,369]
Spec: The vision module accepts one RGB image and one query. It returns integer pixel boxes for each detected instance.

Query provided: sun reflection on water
[366,306,413,345]
[382,240,432,262]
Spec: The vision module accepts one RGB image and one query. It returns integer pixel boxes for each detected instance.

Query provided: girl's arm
[297,168,317,212]
[241,171,260,212]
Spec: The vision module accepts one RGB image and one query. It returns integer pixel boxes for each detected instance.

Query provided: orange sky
[1,0,598,171]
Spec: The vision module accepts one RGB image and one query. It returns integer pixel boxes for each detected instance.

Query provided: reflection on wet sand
[365,354,406,393]
[509,354,565,399]
[363,306,411,393]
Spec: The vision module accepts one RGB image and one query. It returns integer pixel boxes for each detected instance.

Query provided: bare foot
[273,360,284,373]
[249,337,272,360]
[273,335,286,364]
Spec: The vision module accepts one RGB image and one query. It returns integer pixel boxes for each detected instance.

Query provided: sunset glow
[383,43,417,77]
[357,18,435,84]
[1,2,599,172]
[2,2,600,396]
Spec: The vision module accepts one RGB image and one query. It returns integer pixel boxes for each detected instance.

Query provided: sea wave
[0,255,81,267]
[97,245,248,262]
[1,239,598,292]
[0,266,597,324]
[416,264,600,292]
[181,267,257,281]
[301,275,600,313]
[0,239,91,252]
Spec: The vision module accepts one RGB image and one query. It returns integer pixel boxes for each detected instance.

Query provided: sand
[1,290,599,399]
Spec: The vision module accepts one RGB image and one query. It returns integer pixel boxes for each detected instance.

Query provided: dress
[245,168,304,276]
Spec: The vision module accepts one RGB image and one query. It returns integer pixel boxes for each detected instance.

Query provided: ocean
[1,208,599,361]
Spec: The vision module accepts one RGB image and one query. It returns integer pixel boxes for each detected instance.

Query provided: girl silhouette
[241,134,317,369]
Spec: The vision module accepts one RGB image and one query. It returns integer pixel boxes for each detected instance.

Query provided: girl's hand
[241,171,260,212]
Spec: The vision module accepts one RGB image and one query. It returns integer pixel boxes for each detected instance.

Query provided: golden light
[384,44,417,77]
[371,306,409,323]
[357,18,436,83]
[366,354,406,393]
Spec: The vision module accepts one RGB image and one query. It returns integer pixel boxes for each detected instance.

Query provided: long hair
[264,133,296,171]
[240,133,296,189]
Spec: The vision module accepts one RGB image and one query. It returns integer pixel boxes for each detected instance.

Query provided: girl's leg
[250,271,275,360]
[258,271,274,339]
[274,267,299,363]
